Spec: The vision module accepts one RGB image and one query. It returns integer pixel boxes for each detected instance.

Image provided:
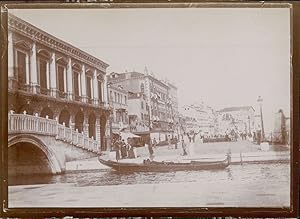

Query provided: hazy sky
[10,7,291,132]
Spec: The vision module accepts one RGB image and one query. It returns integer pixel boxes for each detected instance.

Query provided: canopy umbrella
[120,131,140,139]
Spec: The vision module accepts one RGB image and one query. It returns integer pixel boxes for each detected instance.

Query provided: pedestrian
[152,137,157,148]
[256,130,262,145]
[168,135,172,149]
[181,139,187,156]
[174,136,178,149]
[148,141,154,160]
[127,138,136,159]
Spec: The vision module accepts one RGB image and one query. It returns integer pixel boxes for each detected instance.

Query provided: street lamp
[257,96,265,141]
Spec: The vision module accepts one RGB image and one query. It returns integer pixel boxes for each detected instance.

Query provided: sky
[10,7,291,132]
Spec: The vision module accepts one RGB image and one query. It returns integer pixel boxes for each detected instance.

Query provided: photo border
[0,1,298,218]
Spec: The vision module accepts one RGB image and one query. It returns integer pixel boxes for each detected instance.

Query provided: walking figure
[174,136,178,149]
[181,139,187,156]
[152,137,157,148]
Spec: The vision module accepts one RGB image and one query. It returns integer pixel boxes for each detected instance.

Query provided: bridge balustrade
[8,113,101,154]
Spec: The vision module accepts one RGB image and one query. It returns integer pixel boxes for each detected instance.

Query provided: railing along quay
[8,113,100,154]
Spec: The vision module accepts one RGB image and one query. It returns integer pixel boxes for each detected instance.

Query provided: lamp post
[248,115,251,135]
[257,96,265,141]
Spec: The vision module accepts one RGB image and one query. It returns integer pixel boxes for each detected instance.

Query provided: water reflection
[9,163,290,187]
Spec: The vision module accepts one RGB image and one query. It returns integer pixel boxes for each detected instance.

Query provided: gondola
[98,154,231,172]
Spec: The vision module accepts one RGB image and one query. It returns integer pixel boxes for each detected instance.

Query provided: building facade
[180,103,216,137]
[107,84,129,134]
[127,92,150,134]
[217,106,255,136]
[108,71,179,141]
[8,14,110,151]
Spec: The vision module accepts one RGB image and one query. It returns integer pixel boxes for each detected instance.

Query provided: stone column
[95,115,100,141]
[63,68,67,95]
[66,57,73,100]
[30,41,38,93]
[80,64,87,103]
[25,54,30,85]
[78,72,82,96]
[46,61,50,90]
[8,32,14,88]
[83,112,89,137]
[103,74,108,107]
[49,52,57,97]
[8,32,14,76]
[70,114,76,131]
[92,69,99,105]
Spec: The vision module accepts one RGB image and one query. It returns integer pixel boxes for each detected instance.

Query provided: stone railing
[8,113,100,154]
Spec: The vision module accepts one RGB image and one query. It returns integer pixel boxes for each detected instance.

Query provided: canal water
[9,163,290,186]
[8,163,290,207]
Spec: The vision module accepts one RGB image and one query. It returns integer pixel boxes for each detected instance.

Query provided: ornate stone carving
[9,14,109,72]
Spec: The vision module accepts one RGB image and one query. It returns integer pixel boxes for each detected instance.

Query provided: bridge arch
[8,134,62,175]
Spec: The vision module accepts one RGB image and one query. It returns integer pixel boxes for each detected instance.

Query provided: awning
[120,131,140,139]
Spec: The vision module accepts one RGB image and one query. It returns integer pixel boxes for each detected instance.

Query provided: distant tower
[144,66,149,75]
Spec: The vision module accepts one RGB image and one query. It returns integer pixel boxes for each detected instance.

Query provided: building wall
[108,85,128,132]
[8,14,111,151]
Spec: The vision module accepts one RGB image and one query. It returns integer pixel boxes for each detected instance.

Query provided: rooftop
[218,106,255,113]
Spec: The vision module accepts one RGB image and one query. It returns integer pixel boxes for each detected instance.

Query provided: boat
[98,154,231,172]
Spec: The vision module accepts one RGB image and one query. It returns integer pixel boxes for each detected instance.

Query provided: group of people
[113,136,136,161]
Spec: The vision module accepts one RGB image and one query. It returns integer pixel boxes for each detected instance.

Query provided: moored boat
[98,154,231,172]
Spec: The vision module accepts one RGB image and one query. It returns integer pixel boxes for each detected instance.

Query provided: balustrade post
[55,117,59,139]
[76,129,79,145]
[70,126,73,143]
[63,122,66,140]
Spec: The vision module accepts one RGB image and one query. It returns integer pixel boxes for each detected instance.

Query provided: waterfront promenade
[65,141,290,172]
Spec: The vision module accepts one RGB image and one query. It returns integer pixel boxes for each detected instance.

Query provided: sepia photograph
[2,3,295,215]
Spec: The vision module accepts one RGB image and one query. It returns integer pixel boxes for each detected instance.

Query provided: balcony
[111,121,129,130]
[40,87,51,96]
[58,90,67,99]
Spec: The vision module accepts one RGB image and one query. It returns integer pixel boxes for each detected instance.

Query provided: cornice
[8,13,109,73]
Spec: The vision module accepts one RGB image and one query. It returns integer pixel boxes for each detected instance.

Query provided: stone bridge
[8,113,102,175]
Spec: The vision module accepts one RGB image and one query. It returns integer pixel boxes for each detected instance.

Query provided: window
[73,71,80,100]
[86,76,92,101]
[140,83,144,93]
[16,50,26,88]
[141,113,143,120]
[110,90,113,102]
[38,58,48,94]
[98,81,102,102]
[114,92,117,103]
[141,101,144,109]
[124,96,127,105]
[121,95,123,104]
[57,65,65,94]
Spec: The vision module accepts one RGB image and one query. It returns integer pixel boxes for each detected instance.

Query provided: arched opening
[75,111,84,133]
[100,115,107,151]
[88,113,96,139]
[59,109,70,127]
[8,142,52,177]
[40,107,54,119]
[17,104,34,115]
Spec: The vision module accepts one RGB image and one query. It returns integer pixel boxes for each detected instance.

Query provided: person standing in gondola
[114,136,121,161]
[120,139,127,159]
